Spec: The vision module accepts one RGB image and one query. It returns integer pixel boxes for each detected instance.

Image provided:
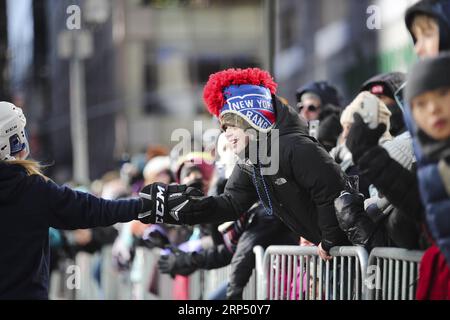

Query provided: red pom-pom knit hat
[203,68,278,133]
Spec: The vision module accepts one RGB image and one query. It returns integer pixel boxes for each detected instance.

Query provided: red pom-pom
[203,68,278,117]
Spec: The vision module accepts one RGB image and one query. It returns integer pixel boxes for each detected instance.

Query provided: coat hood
[360,72,406,101]
[405,0,450,51]
[0,161,27,203]
[272,95,309,137]
[237,96,308,164]
[295,81,342,108]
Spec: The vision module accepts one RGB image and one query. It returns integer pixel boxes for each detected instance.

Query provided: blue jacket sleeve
[418,164,450,264]
[44,180,143,230]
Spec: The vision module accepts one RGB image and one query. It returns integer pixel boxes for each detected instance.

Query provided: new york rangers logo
[221,85,275,132]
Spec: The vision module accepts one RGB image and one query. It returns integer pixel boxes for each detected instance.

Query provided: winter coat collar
[272,95,309,137]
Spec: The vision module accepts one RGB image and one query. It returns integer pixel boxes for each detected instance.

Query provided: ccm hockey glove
[138,182,206,225]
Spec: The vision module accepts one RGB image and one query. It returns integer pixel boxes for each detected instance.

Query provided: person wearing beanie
[360,72,407,136]
[406,53,450,262]
[405,0,450,58]
[330,92,392,199]
[359,72,415,186]
[404,2,450,299]
[404,53,450,299]
[332,91,424,251]
[342,91,415,170]
[138,68,351,261]
[295,81,343,151]
[341,92,393,143]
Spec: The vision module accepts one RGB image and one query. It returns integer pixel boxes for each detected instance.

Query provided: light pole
[264,0,277,75]
[57,0,109,185]
[58,29,92,186]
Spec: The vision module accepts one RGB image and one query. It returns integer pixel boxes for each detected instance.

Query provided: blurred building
[3,0,266,182]
[117,0,265,153]
[2,0,420,182]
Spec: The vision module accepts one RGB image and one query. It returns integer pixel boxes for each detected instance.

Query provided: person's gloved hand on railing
[334,191,383,250]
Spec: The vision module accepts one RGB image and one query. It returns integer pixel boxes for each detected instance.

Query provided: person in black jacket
[0,102,151,300]
[137,68,350,260]
[157,203,297,300]
[295,81,343,151]
[338,108,425,250]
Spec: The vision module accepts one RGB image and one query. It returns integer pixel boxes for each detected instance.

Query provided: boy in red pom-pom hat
[138,68,351,260]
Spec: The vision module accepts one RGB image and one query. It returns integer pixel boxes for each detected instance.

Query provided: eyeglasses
[297,103,320,113]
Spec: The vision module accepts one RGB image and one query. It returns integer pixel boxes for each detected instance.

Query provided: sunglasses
[297,103,320,113]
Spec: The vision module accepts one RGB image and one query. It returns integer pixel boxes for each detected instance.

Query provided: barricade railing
[201,264,258,300]
[52,246,254,300]
[203,266,231,298]
[254,246,265,300]
[51,244,424,300]
[366,248,424,300]
[257,245,369,300]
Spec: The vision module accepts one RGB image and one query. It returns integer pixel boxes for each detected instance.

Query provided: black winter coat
[0,162,142,300]
[357,146,427,249]
[185,97,350,251]
[358,146,424,224]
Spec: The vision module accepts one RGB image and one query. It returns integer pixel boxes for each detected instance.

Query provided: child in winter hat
[203,68,278,133]
[405,52,450,268]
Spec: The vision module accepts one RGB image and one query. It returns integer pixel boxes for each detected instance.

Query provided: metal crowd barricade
[254,246,266,300]
[65,246,175,300]
[256,245,368,300]
[188,263,258,300]
[201,266,231,299]
[243,270,258,300]
[366,248,424,300]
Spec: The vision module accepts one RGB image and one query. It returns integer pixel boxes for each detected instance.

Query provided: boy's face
[411,87,450,140]
[412,15,440,58]
[224,126,250,155]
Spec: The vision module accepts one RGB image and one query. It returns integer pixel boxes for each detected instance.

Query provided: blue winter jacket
[0,162,143,299]
[403,0,450,265]
[416,160,450,265]
[404,92,450,265]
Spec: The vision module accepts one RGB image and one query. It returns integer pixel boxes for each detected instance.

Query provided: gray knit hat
[405,52,450,104]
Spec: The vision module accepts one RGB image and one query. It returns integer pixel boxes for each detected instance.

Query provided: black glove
[334,192,380,248]
[138,182,205,225]
[345,113,386,163]
[158,249,201,277]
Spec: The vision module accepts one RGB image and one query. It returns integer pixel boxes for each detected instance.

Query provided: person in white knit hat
[331,92,392,197]
[340,91,392,143]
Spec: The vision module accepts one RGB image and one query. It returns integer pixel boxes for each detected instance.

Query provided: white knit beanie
[340,92,392,140]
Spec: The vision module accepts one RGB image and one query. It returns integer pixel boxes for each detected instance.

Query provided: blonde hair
[6,159,48,180]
